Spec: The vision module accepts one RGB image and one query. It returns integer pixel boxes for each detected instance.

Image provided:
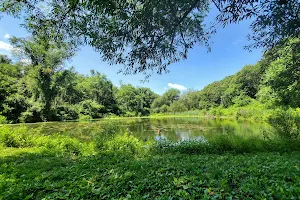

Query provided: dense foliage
[151,37,300,119]
[1,37,299,123]
[1,122,300,199]
[0,60,158,123]
[0,37,159,123]
[1,0,298,74]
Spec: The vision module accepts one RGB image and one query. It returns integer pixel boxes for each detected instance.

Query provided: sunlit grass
[1,119,300,199]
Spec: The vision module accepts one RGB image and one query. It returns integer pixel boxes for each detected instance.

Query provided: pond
[10,117,268,142]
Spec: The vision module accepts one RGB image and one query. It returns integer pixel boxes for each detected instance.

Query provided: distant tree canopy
[0,36,299,123]
[1,0,298,74]
[152,37,300,114]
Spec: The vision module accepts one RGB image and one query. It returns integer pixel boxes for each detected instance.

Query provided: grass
[1,122,300,199]
[1,148,300,199]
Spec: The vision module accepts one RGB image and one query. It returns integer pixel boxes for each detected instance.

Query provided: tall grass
[1,114,300,157]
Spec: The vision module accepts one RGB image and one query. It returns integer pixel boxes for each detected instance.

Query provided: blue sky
[0,6,263,95]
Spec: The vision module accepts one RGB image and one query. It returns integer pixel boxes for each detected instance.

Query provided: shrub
[0,115,7,124]
[33,134,84,155]
[0,126,90,155]
[54,104,79,121]
[122,111,136,117]
[94,121,147,156]
[78,100,105,119]
[268,108,300,140]
[236,109,252,119]
[0,126,33,148]
[19,101,44,123]
[102,132,145,156]
[232,94,253,107]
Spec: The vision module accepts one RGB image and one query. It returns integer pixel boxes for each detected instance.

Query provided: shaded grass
[1,148,300,199]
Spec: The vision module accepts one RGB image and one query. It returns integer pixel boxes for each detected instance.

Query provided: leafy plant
[0,115,7,124]
[268,108,300,140]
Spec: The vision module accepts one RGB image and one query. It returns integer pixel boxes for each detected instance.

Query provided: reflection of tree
[15,117,267,142]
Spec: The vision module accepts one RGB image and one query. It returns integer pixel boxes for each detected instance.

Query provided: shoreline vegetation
[1,118,300,199]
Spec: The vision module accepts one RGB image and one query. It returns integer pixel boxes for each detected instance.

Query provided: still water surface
[18,117,267,141]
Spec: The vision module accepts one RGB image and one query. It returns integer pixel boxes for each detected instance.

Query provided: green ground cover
[1,121,300,199]
[1,148,300,199]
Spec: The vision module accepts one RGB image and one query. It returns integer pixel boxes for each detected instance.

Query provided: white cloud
[0,41,12,51]
[4,34,10,39]
[168,83,187,90]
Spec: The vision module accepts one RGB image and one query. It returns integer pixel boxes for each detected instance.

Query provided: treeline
[0,58,159,123]
[0,36,160,123]
[0,37,299,123]
[151,37,300,116]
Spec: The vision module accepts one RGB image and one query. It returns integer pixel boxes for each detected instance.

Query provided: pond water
[12,117,268,142]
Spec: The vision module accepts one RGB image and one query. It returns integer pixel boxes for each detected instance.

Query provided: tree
[116,84,157,116]
[264,38,300,107]
[0,60,21,103]
[231,64,263,99]
[0,0,210,75]
[214,0,300,49]
[151,89,180,113]
[136,87,158,115]
[169,101,187,113]
[76,70,118,114]
[0,55,12,64]
[1,0,299,75]
[179,90,201,110]
[0,59,23,121]
[10,36,75,121]
[198,78,230,109]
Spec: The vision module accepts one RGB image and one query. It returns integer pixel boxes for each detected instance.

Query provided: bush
[268,108,300,140]
[102,132,145,156]
[94,121,147,156]
[54,104,79,121]
[33,134,84,155]
[2,94,28,123]
[0,115,7,124]
[151,131,300,155]
[122,111,136,117]
[0,126,33,148]
[232,94,253,107]
[78,100,105,119]
[19,101,44,123]
[236,109,252,119]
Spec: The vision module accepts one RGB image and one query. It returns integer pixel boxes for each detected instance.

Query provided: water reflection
[126,118,266,141]
[9,117,267,142]
[154,135,165,141]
